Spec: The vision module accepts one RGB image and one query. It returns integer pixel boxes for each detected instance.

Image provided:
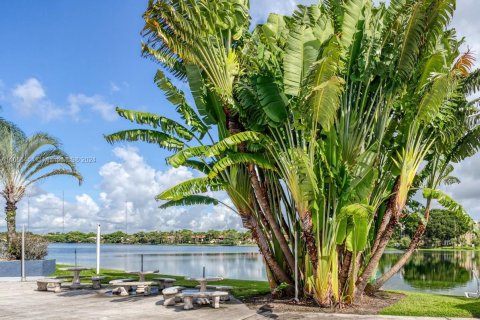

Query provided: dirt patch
[243,291,405,315]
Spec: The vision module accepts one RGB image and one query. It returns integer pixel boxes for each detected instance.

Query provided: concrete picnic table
[59,267,89,288]
[185,276,223,292]
[127,271,157,282]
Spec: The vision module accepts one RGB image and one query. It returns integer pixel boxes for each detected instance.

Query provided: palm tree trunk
[301,211,319,272]
[339,248,352,292]
[248,164,296,274]
[371,177,400,254]
[5,201,17,250]
[246,215,293,285]
[224,107,296,279]
[367,205,431,293]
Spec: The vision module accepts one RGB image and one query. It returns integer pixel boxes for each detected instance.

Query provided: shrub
[399,236,412,249]
[7,234,48,260]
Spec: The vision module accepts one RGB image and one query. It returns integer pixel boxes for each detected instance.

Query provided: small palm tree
[0,122,82,252]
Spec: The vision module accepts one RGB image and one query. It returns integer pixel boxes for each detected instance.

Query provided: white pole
[96,224,101,274]
[294,229,298,302]
[21,224,26,281]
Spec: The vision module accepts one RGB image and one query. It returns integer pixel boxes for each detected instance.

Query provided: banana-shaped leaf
[115,107,194,141]
[337,203,373,252]
[104,129,184,151]
[168,131,267,167]
[464,69,480,95]
[284,24,321,96]
[157,177,225,201]
[340,0,365,50]
[423,188,466,215]
[256,76,288,123]
[141,43,187,80]
[307,74,344,132]
[417,74,450,123]
[159,195,219,209]
[208,153,275,179]
[416,52,446,92]
[185,64,217,125]
[397,2,426,81]
[208,131,267,155]
[168,146,212,168]
[183,160,211,174]
[448,126,480,163]
[154,69,209,136]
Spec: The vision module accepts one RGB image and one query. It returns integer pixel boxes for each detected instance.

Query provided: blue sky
[0,0,479,233]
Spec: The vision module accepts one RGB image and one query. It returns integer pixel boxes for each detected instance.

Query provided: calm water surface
[47,244,480,296]
[47,243,266,280]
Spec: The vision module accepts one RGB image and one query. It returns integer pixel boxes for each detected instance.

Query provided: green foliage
[424,209,473,246]
[159,195,219,209]
[157,177,225,201]
[115,107,194,141]
[105,129,184,151]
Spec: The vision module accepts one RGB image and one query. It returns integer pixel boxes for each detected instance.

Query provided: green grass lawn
[53,265,270,299]
[381,291,480,318]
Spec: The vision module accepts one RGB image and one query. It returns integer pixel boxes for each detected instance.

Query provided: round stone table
[185,276,223,292]
[60,267,89,288]
[127,271,156,282]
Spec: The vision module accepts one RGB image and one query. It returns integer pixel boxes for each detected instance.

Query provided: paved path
[0,281,254,320]
[0,281,473,320]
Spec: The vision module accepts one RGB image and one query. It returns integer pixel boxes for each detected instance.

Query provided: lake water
[47,243,480,296]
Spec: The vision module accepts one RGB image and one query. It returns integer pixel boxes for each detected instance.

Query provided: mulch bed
[243,291,405,315]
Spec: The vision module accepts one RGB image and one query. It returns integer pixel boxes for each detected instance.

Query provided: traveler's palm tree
[0,124,83,249]
[107,0,480,305]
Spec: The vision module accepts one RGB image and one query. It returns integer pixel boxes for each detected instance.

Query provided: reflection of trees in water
[378,252,402,274]
[402,252,471,290]
[155,252,267,280]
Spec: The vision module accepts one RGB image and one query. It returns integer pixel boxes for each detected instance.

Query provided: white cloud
[68,94,117,122]
[110,82,120,93]
[9,78,117,122]
[0,147,243,234]
[12,78,65,121]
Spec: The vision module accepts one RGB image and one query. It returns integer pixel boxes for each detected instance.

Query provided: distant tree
[424,209,473,246]
[103,231,128,244]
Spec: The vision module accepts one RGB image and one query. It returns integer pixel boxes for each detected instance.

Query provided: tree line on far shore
[43,229,254,246]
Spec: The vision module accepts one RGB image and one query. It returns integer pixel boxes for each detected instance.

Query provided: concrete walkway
[0,281,473,320]
[0,281,255,320]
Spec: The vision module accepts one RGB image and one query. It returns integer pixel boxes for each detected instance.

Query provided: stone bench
[91,276,107,289]
[181,290,229,310]
[162,286,186,306]
[152,277,176,289]
[111,281,158,296]
[195,285,233,301]
[37,279,64,293]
